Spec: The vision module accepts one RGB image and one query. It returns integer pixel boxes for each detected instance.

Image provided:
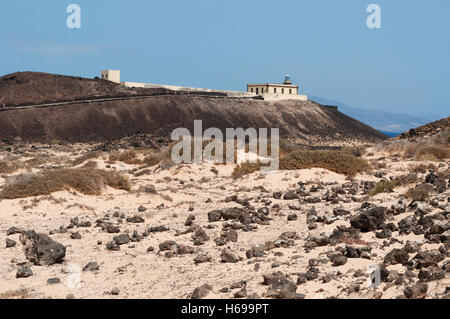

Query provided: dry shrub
[279,149,370,177]
[232,162,262,178]
[0,168,130,199]
[82,161,98,168]
[232,148,370,178]
[108,150,142,165]
[342,145,367,157]
[404,187,429,202]
[0,288,31,299]
[369,173,417,196]
[0,158,22,174]
[413,146,450,161]
[370,181,398,196]
[72,151,101,166]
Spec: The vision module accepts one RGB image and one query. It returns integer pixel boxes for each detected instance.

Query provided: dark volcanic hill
[0,71,156,106]
[0,72,388,144]
[399,116,450,140]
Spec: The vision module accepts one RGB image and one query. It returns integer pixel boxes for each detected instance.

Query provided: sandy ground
[0,145,449,299]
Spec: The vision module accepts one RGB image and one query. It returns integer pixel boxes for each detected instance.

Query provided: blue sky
[0,0,449,117]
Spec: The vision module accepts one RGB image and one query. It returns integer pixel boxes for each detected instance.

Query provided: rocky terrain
[0,72,387,144]
[399,116,450,140]
[0,131,448,299]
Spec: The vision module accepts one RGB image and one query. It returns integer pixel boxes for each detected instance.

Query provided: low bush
[0,168,130,199]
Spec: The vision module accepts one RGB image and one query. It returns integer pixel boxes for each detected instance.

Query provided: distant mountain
[378,130,401,138]
[308,96,440,133]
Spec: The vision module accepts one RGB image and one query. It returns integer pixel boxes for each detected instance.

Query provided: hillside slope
[0,72,388,144]
[399,116,450,139]
[0,72,156,106]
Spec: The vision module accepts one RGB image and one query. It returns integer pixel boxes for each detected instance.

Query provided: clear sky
[1,0,449,117]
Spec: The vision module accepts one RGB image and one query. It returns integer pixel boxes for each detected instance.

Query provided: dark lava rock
[283,190,298,200]
[234,287,248,298]
[159,240,177,251]
[412,250,444,269]
[111,287,120,295]
[225,229,238,242]
[192,227,210,245]
[222,208,244,220]
[19,230,66,266]
[47,277,61,285]
[221,248,242,263]
[70,232,82,240]
[246,244,268,258]
[6,227,22,235]
[16,263,33,278]
[113,234,130,245]
[185,214,195,226]
[330,253,348,266]
[147,225,170,233]
[106,241,120,251]
[126,215,145,223]
[404,282,428,299]
[83,262,100,272]
[191,284,213,299]
[194,254,212,264]
[6,238,16,248]
[208,210,222,222]
[418,266,445,282]
[333,208,351,217]
[384,248,410,266]
[265,278,297,299]
[263,271,287,285]
[350,206,386,232]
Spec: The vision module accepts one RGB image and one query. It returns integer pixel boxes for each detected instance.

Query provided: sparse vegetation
[72,151,101,166]
[369,180,398,196]
[108,150,142,165]
[369,173,417,196]
[404,187,429,202]
[232,148,371,178]
[0,157,23,174]
[379,132,450,161]
[0,168,130,199]
[279,149,370,177]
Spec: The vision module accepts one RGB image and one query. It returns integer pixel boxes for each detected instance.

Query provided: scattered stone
[6,238,16,248]
[234,287,247,298]
[106,241,120,251]
[47,278,61,285]
[384,248,410,266]
[350,206,386,232]
[208,210,222,222]
[111,287,120,295]
[404,282,428,299]
[70,232,82,240]
[191,284,213,299]
[221,248,242,263]
[19,230,66,266]
[83,262,100,272]
[16,263,33,278]
[126,215,145,223]
[330,253,348,266]
[6,227,22,235]
[113,234,130,245]
[194,254,212,264]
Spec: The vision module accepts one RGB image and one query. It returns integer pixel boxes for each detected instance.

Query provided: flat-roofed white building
[247,75,308,101]
[100,70,121,84]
